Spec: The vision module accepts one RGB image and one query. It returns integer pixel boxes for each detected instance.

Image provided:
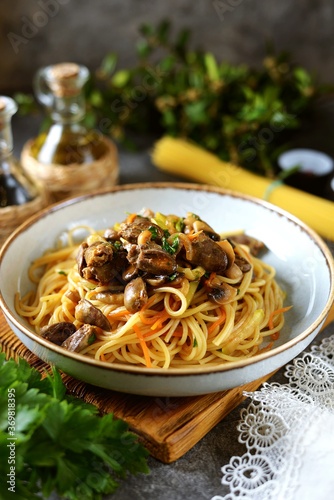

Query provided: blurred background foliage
[15,20,333,178]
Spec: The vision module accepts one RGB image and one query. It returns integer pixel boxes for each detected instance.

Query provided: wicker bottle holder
[0,188,49,248]
[20,135,119,203]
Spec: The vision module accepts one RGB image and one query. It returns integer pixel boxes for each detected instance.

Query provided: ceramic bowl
[1,183,333,396]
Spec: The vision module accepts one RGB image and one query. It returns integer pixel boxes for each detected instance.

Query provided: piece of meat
[135,245,177,275]
[119,216,164,243]
[234,255,252,273]
[75,299,111,331]
[41,322,76,345]
[124,277,148,313]
[230,234,265,256]
[61,324,98,352]
[185,232,228,273]
[81,262,117,285]
[84,241,113,267]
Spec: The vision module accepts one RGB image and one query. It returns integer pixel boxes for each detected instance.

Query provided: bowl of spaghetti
[1,183,333,396]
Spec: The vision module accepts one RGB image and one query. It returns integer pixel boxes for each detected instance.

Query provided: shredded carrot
[140,308,171,329]
[172,327,184,338]
[208,308,226,336]
[258,341,274,354]
[268,305,293,330]
[108,309,131,319]
[151,310,170,330]
[187,230,203,240]
[133,323,152,368]
[139,311,158,325]
[100,353,107,362]
[140,295,157,312]
[138,297,161,324]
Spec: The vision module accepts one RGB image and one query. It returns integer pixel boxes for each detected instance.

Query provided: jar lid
[278,149,334,176]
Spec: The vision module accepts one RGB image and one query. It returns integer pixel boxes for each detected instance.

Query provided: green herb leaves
[0,353,149,500]
[85,20,324,177]
[15,19,329,179]
[162,233,179,255]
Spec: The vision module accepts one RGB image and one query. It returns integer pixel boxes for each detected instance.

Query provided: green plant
[90,21,327,176]
[0,353,149,500]
[15,20,329,178]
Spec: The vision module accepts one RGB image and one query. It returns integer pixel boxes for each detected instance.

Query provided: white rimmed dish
[1,182,333,397]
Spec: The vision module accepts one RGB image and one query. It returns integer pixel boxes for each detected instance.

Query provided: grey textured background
[1,0,334,93]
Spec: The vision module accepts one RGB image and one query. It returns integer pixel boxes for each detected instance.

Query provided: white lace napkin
[211,335,334,500]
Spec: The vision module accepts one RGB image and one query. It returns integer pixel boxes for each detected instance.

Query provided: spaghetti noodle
[15,209,291,369]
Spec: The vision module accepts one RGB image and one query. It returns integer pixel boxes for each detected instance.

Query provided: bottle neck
[0,117,14,161]
[49,93,86,125]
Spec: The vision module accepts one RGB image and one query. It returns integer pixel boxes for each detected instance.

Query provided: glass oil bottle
[20,62,118,202]
[0,96,47,247]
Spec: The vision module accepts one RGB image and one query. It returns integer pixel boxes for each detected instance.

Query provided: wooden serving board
[1,307,334,463]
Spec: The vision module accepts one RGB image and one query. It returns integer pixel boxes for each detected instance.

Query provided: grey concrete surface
[1,0,334,93]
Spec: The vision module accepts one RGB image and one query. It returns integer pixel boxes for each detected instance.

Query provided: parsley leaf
[162,234,179,254]
[148,225,159,240]
[112,241,122,251]
[169,273,178,281]
[0,353,149,500]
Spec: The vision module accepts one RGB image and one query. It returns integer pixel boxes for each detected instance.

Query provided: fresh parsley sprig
[0,352,149,500]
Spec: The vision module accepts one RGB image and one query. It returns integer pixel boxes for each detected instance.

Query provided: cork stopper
[50,62,80,80]
[47,63,82,97]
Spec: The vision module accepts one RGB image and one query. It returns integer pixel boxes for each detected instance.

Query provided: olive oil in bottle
[0,96,38,207]
[21,62,118,202]
[30,62,108,165]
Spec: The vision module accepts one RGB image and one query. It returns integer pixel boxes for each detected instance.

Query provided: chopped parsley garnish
[57,270,67,276]
[169,273,178,281]
[148,225,159,240]
[88,333,96,345]
[193,338,198,347]
[112,241,122,250]
[162,234,179,254]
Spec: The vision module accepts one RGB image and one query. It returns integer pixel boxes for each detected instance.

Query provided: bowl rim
[1,181,334,377]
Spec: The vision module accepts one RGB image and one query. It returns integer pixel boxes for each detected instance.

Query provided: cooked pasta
[15,209,291,369]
